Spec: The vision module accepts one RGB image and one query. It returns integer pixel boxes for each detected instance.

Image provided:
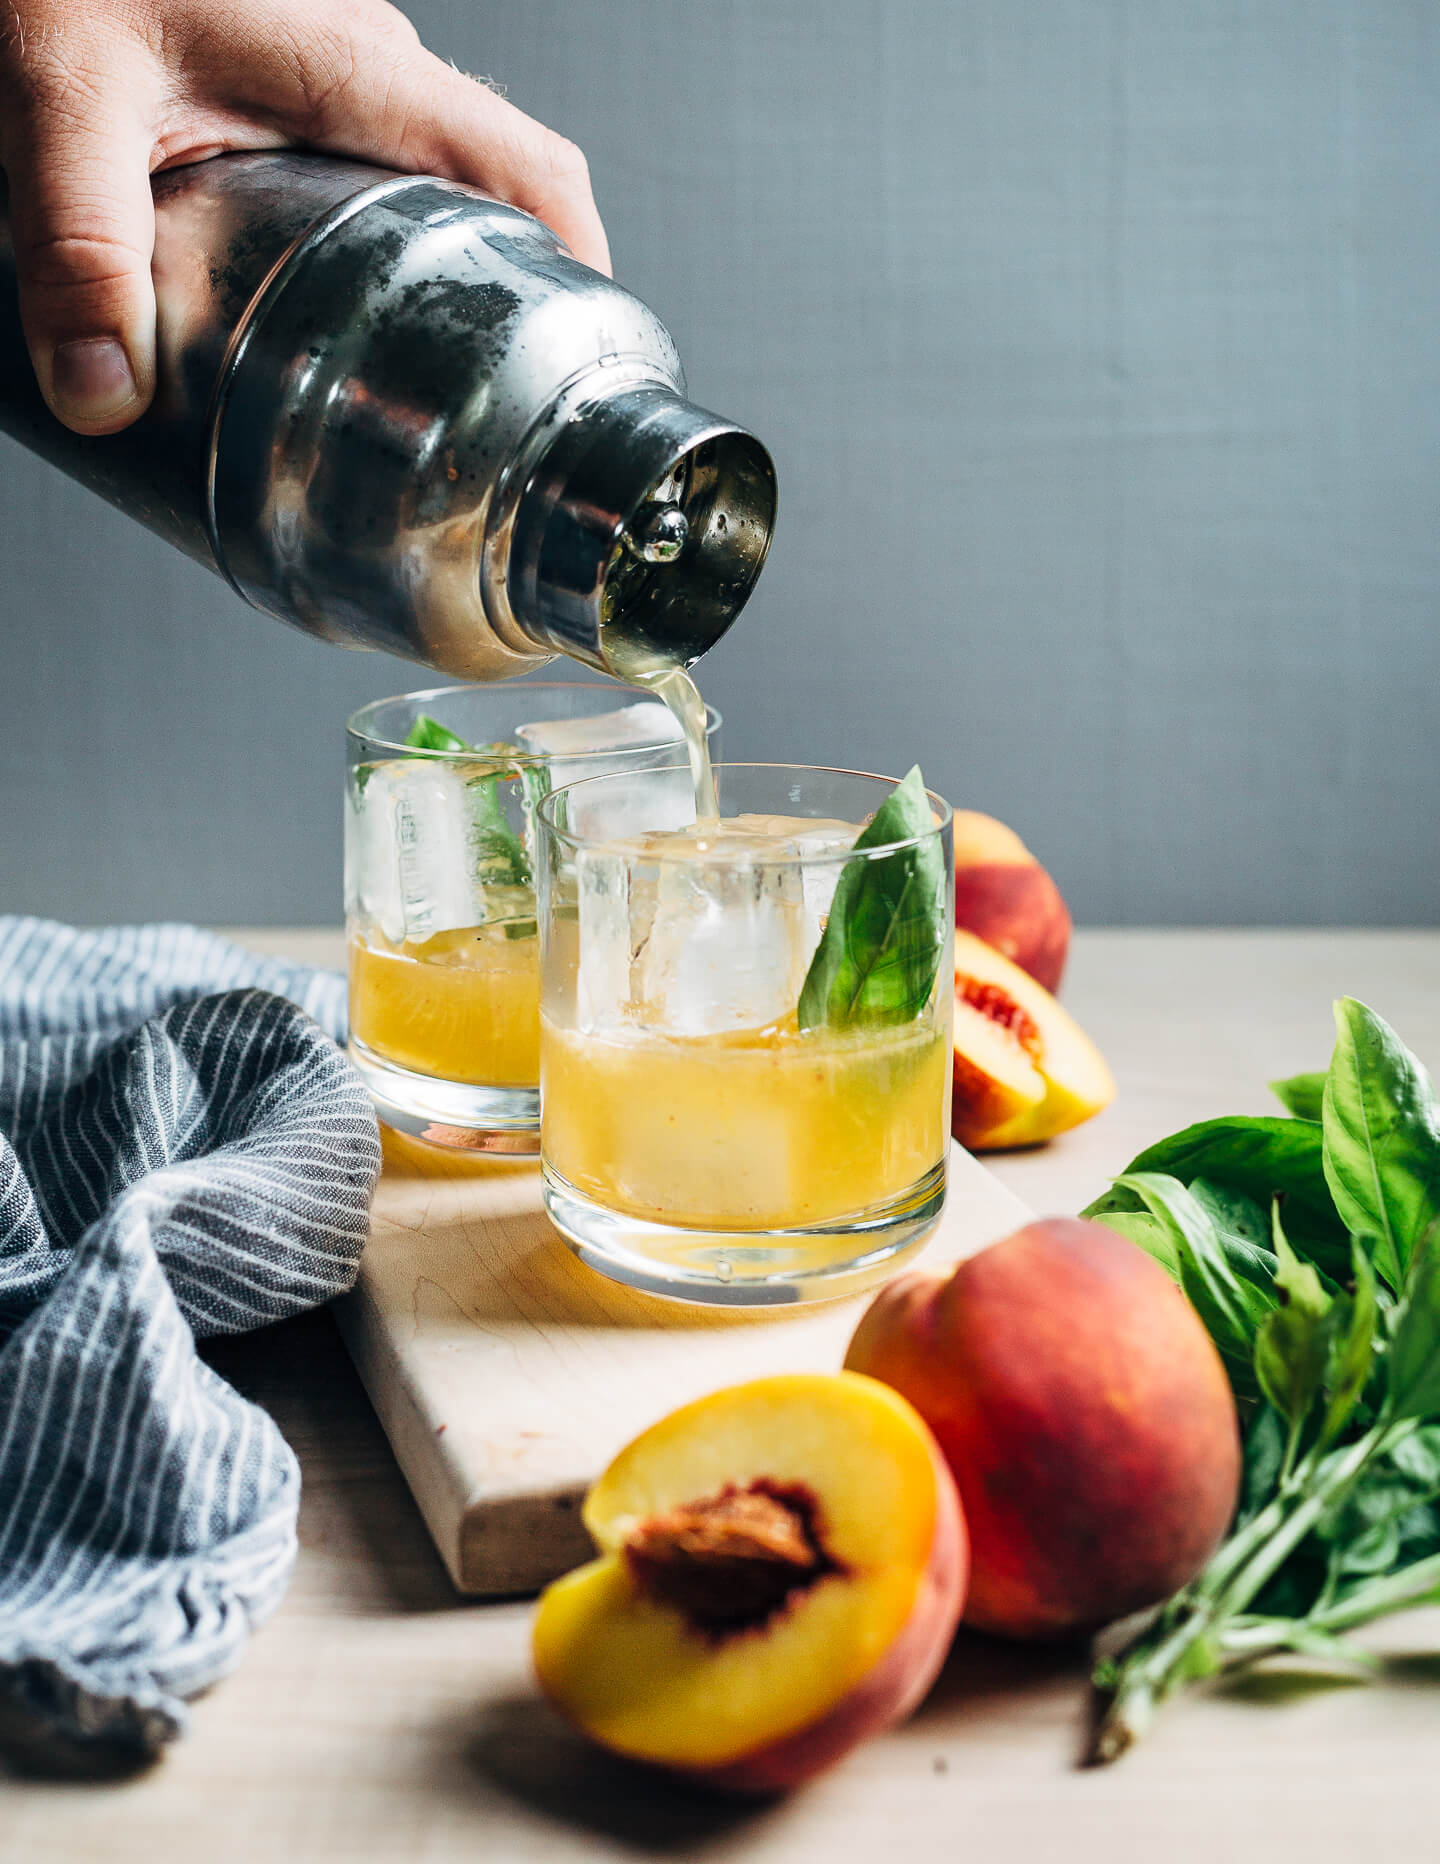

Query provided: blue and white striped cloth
[0,919,380,1760]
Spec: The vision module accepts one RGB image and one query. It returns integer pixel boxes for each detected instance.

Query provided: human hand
[0,0,611,434]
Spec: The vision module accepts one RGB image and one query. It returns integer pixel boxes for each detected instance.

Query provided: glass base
[541,1160,947,1307]
[348,1037,539,1154]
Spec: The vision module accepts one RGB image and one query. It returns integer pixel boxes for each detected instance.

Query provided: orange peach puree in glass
[349,924,540,1087]
[541,1012,950,1231]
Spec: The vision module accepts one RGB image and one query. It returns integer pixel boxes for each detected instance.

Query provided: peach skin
[845,1218,1240,1638]
[952,809,1071,994]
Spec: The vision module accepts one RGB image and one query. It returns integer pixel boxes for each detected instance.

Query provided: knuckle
[264,15,358,127]
[21,227,146,293]
[539,131,591,190]
[0,39,67,115]
[299,41,360,127]
[0,5,139,109]
[281,2,421,132]
[363,2,421,51]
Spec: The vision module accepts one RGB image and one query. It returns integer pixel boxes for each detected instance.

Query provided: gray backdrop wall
[1,1,1436,927]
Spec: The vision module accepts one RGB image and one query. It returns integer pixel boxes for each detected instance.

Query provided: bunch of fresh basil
[1087,997,1440,1761]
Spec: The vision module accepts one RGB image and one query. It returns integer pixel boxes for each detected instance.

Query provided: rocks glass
[345,683,717,1151]
[535,764,954,1303]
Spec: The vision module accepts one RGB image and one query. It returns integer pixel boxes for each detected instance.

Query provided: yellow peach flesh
[951,931,1114,1149]
[533,1373,966,1784]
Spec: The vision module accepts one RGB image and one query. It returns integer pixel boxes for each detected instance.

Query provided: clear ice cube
[347,758,530,945]
[679,814,863,933]
[575,847,637,1034]
[792,823,866,927]
[573,816,862,1037]
[565,763,697,849]
[516,701,683,791]
[638,834,812,1034]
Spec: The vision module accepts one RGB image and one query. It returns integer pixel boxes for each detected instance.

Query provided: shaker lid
[504,384,777,675]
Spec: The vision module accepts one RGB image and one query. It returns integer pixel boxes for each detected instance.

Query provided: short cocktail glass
[345,683,719,1151]
[535,764,954,1303]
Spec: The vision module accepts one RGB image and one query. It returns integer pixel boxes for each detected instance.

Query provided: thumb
[3,103,157,434]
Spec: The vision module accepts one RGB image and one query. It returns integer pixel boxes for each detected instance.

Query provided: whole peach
[845,1218,1240,1638]
[952,810,1071,995]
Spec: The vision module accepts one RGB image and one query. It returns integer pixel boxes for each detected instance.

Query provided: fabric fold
[0,919,380,1758]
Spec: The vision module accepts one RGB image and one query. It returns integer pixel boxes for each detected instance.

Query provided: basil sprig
[403,714,469,755]
[1087,999,1440,1762]
[797,766,947,1033]
[399,714,540,929]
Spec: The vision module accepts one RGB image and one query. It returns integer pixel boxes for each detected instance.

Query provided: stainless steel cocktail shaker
[0,152,777,681]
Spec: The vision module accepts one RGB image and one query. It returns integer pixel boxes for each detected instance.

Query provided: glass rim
[536,761,954,865]
[345,680,722,761]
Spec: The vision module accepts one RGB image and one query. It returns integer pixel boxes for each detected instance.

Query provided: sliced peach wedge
[951,930,1116,1150]
[532,1373,967,1793]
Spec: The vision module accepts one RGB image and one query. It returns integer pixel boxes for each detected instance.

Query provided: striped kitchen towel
[0,918,380,1761]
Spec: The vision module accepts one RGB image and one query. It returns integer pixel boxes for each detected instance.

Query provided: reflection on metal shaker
[0,152,777,681]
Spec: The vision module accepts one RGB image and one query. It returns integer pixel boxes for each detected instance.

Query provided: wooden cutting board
[333,1132,1035,1597]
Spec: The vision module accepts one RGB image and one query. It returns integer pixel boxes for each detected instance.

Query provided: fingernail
[50,337,138,420]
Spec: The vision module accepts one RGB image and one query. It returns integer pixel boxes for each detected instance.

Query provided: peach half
[532,1373,967,1793]
[951,929,1115,1150]
[953,809,1071,994]
[846,1219,1241,1638]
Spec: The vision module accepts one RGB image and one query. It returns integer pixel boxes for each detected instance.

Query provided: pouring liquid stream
[610,648,719,824]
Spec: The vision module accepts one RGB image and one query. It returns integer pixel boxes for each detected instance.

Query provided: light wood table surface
[5,930,1440,1863]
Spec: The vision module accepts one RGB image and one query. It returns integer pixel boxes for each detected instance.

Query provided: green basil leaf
[1091,1210,1179,1279]
[1190,1178,1271,1249]
[1272,1071,1327,1121]
[1391,1424,1440,1488]
[1393,1502,1440,1556]
[1316,1441,1440,1576]
[517,758,552,821]
[1083,1116,1350,1280]
[1387,1222,1440,1421]
[1114,1172,1277,1400]
[465,765,532,891]
[1254,1202,1332,1431]
[1250,1428,1434,1623]
[797,766,946,1031]
[1339,1516,1402,1575]
[1322,998,1440,1292]
[1320,1245,1379,1444]
[1238,1405,1286,1522]
[403,717,534,893]
[404,713,470,754]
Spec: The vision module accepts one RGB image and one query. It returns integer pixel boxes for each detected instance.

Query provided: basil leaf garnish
[404,714,533,894]
[403,714,469,754]
[797,766,947,1033]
